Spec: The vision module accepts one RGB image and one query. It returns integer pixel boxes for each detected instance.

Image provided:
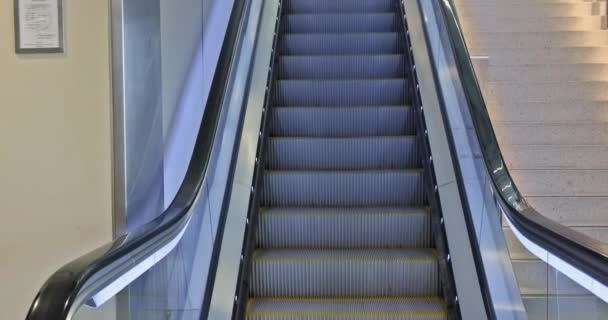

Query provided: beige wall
[0,1,113,319]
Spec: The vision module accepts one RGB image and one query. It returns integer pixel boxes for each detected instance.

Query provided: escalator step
[275,79,409,106]
[271,106,415,137]
[286,0,395,14]
[262,170,425,207]
[281,33,403,55]
[256,207,431,249]
[246,298,447,320]
[267,136,420,170]
[278,55,406,79]
[250,249,439,297]
[282,13,399,33]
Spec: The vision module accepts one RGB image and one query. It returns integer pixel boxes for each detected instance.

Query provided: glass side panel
[73,298,118,320]
[509,225,608,320]
[115,0,210,231]
[72,0,250,317]
[519,263,608,320]
[547,268,608,320]
[72,172,213,319]
[72,76,242,318]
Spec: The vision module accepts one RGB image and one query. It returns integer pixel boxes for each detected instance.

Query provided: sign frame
[14,0,64,54]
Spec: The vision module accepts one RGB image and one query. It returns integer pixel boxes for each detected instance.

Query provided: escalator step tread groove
[283,13,400,33]
[278,54,407,79]
[275,79,410,106]
[246,0,445,317]
[250,249,439,297]
[286,0,396,14]
[281,33,404,55]
[262,170,425,207]
[267,136,421,170]
[252,248,438,260]
[256,207,431,249]
[271,106,416,137]
[247,298,447,320]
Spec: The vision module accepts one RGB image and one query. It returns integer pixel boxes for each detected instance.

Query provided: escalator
[25,0,608,319]
[245,0,445,318]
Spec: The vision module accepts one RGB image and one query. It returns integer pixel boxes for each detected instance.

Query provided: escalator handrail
[436,0,608,291]
[25,1,248,319]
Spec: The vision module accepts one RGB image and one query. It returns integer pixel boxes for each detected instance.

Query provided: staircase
[244,0,447,319]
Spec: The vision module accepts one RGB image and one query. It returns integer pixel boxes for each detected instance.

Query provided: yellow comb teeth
[245,297,448,319]
[250,297,443,302]
[245,310,447,318]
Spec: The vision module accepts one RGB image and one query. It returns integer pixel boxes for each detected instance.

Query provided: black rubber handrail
[25,1,249,319]
[437,0,608,288]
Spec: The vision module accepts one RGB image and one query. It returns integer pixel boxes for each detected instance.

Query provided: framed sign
[14,0,64,53]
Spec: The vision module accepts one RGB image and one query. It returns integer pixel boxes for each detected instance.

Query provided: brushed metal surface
[206,0,280,318]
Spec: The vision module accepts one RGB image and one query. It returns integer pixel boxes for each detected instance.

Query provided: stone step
[571,226,608,242]
[493,122,608,145]
[485,81,608,102]
[484,47,608,65]
[503,145,608,170]
[467,31,608,50]
[486,101,608,122]
[511,169,608,196]
[523,197,608,227]
[461,16,604,33]
[458,2,606,18]
[486,64,608,81]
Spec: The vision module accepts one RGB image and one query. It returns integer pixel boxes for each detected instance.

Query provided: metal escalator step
[271,106,415,137]
[262,170,424,207]
[286,0,395,14]
[278,55,406,79]
[250,249,439,297]
[281,33,403,55]
[275,79,409,106]
[282,13,399,34]
[246,297,447,320]
[256,207,431,249]
[267,137,420,170]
